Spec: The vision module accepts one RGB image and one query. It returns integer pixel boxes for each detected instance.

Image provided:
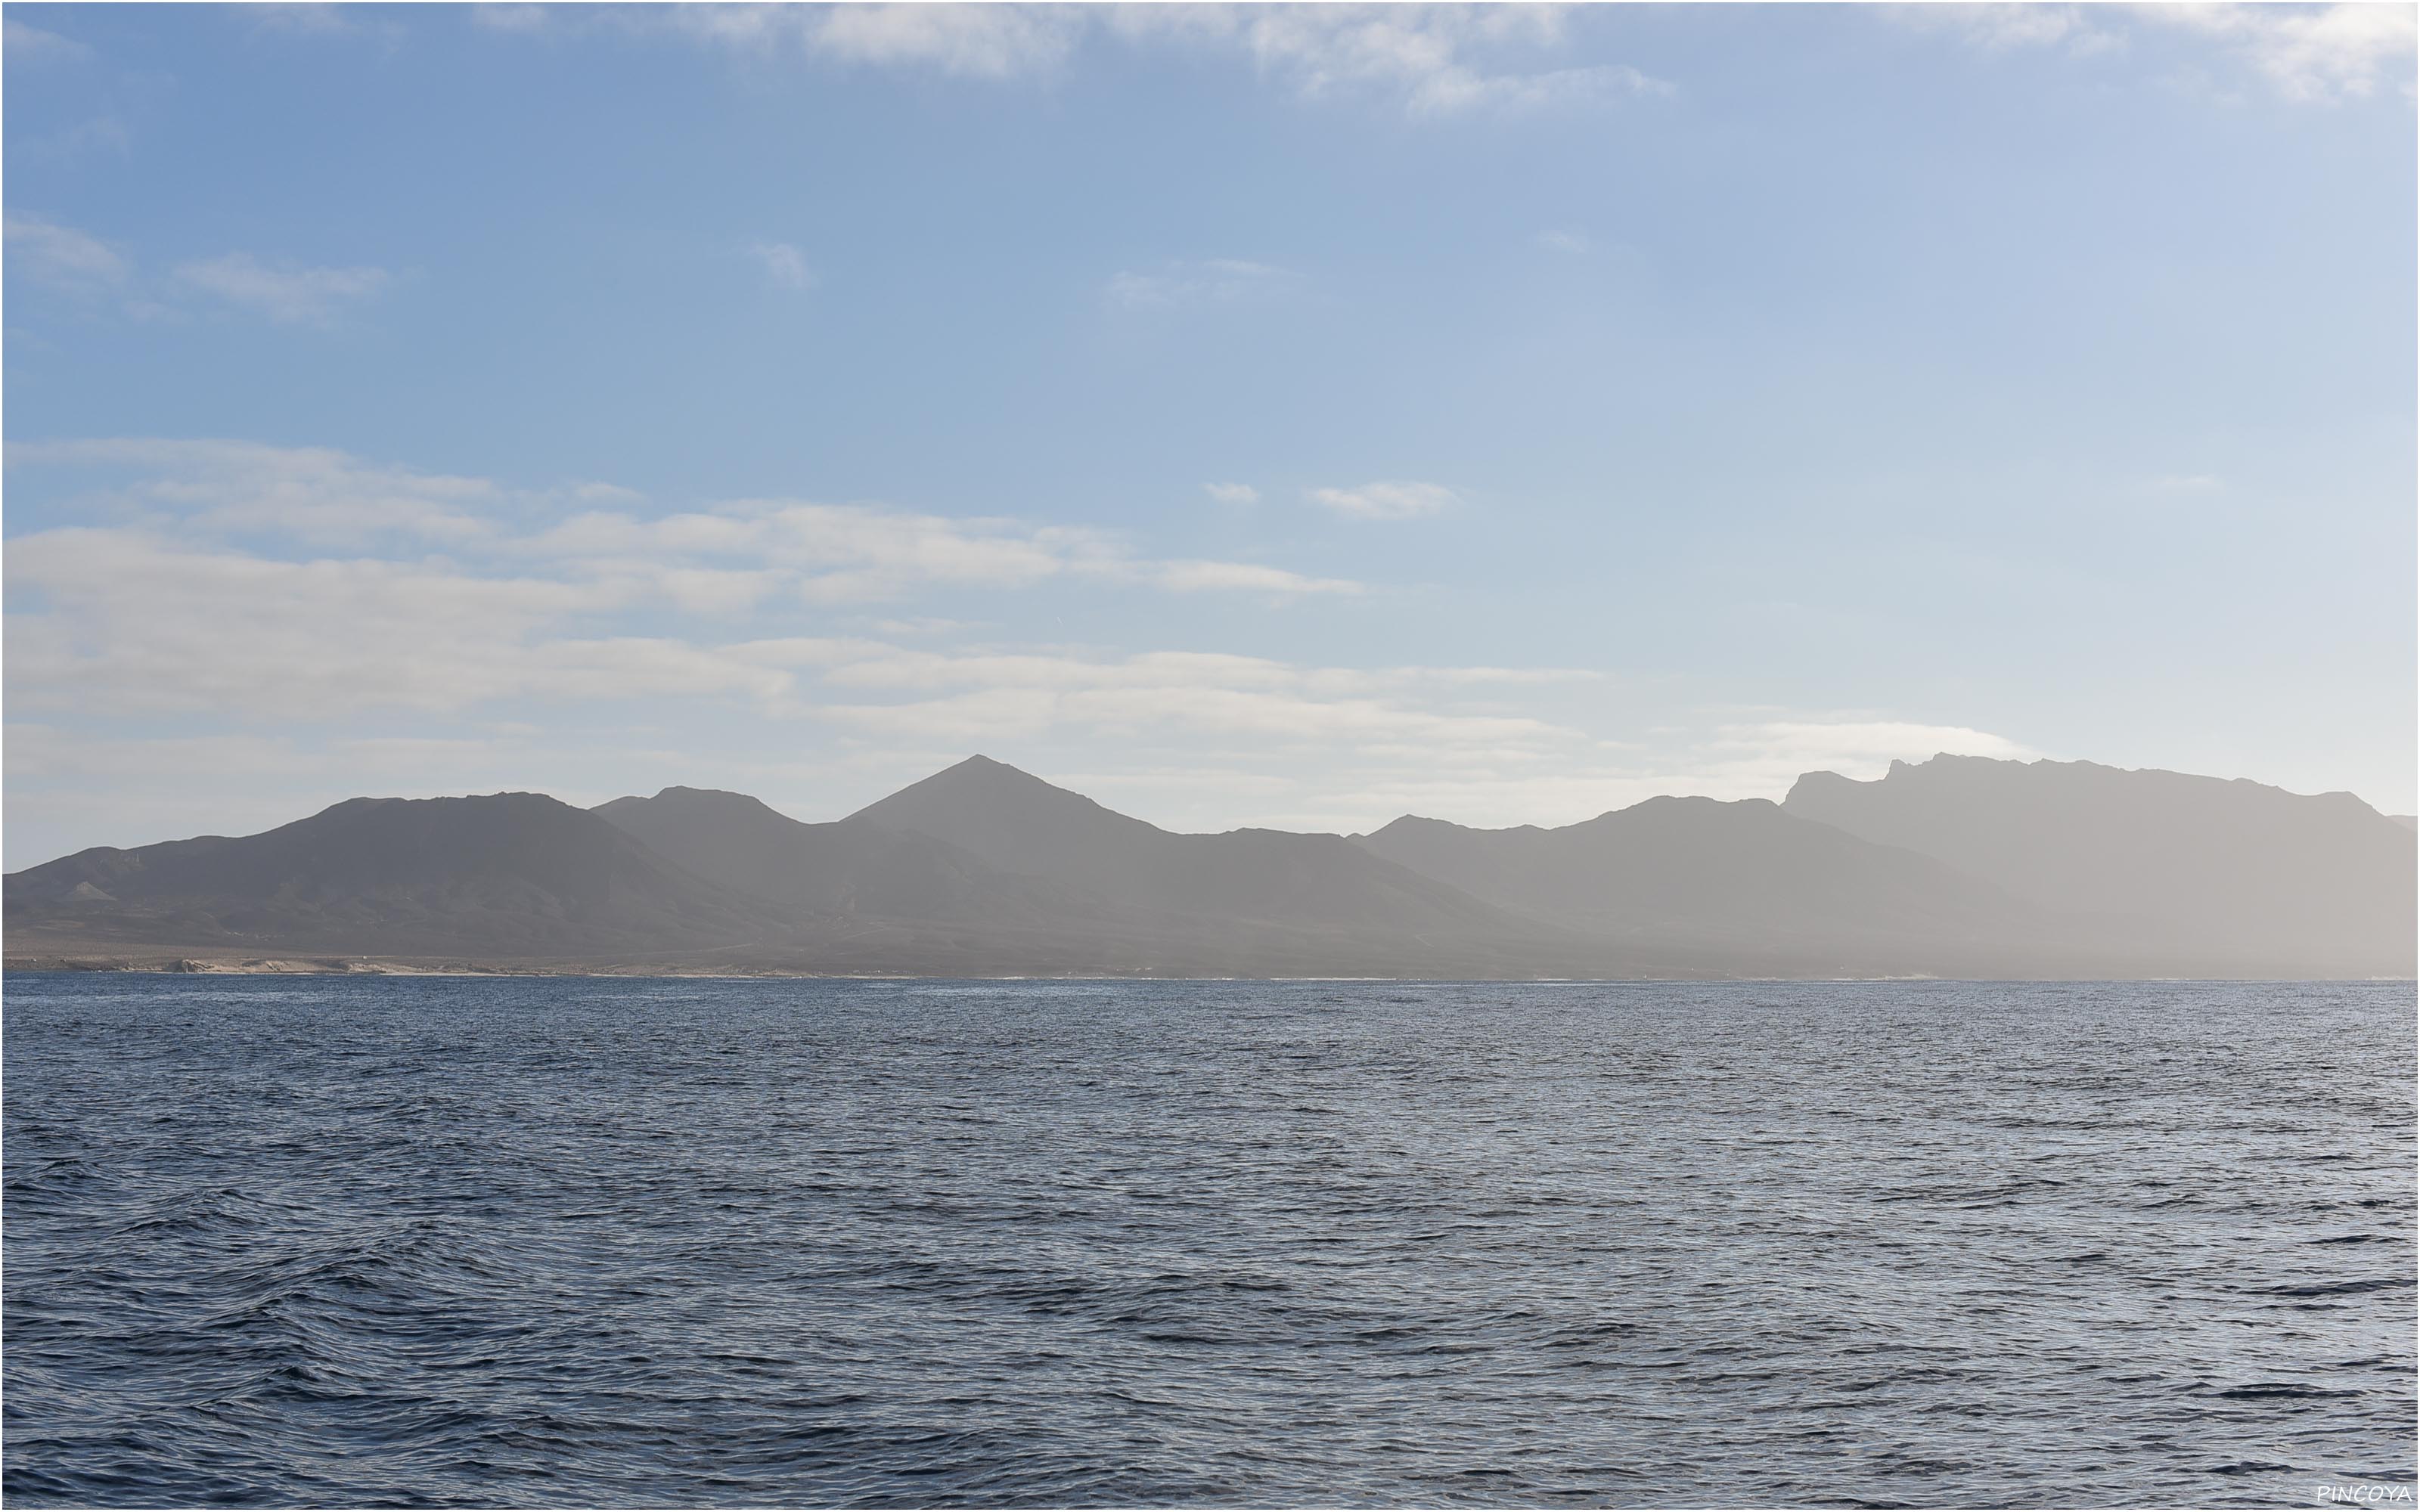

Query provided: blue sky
[5,2,2414,867]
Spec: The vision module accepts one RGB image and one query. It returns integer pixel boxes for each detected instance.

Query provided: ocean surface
[4,975,2413,1508]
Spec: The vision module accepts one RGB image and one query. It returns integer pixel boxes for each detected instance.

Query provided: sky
[4,2,2415,868]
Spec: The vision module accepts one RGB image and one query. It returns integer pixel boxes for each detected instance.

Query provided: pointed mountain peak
[923,753,1053,789]
[846,754,1164,872]
[853,754,1116,816]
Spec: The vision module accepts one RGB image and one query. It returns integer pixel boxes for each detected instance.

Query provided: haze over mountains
[7,754,2412,979]
[1782,757,2416,978]
[1353,797,2073,978]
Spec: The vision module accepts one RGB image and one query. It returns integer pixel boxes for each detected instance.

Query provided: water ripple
[4,976,2413,1507]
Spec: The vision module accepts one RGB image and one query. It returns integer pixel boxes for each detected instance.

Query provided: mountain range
[7,753,2412,979]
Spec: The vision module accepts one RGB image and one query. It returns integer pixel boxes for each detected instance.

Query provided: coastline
[8,953,2409,984]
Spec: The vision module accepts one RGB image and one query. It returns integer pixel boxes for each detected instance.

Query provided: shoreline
[6,955,2409,985]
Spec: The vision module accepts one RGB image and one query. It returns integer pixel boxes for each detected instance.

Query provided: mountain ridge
[848,754,1549,937]
[1782,754,2415,978]
[8,753,2412,979]
[3,791,795,959]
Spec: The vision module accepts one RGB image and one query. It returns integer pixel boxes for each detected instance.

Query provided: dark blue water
[4,976,2412,1507]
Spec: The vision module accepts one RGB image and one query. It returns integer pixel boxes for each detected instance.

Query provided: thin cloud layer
[809,3,1080,79]
[746,240,815,290]
[4,213,132,294]
[4,528,1533,745]
[3,439,1371,723]
[1106,259,1299,311]
[2155,2,2418,102]
[5,214,391,327]
[2,435,2045,853]
[2,438,1711,832]
[12,438,507,544]
[3,19,91,62]
[173,253,391,326]
[12,445,2019,841]
[10,439,1362,599]
[1308,480,1458,521]
[663,3,1674,116]
[1212,5,1672,114]
[1908,2,2418,101]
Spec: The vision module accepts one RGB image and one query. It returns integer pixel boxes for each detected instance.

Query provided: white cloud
[0,472,2052,851]
[4,528,724,720]
[1416,62,1670,114]
[867,616,976,637]
[1901,4,2114,55]
[471,5,551,33]
[532,499,1361,603]
[1907,2,2417,102]
[9,438,505,544]
[530,500,1119,602]
[250,4,351,32]
[3,723,562,794]
[7,440,1696,845]
[800,646,1584,753]
[245,4,401,39]
[4,19,90,62]
[1189,5,1673,115]
[4,213,132,294]
[2151,2,2417,102]
[5,225,392,326]
[1534,228,1590,254]
[1150,560,1361,595]
[1403,666,1603,686]
[8,725,321,782]
[5,440,1364,662]
[1699,718,2043,793]
[809,3,1081,77]
[665,3,1671,116]
[174,252,391,327]
[663,3,1081,77]
[4,527,1471,748]
[747,240,815,291]
[1308,480,1459,521]
[1106,259,1299,311]
[1204,481,1260,505]
[655,566,790,615]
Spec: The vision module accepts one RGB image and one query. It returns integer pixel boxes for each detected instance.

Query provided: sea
[3,974,2413,1508]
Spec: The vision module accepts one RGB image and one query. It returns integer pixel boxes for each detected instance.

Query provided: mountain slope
[10,754,2410,979]
[593,785,1098,927]
[1782,755,2417,977]
[1354,795,2076,976]
[598,772,1652,978]
[847,755,1535,938]
[4,792,786,959]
